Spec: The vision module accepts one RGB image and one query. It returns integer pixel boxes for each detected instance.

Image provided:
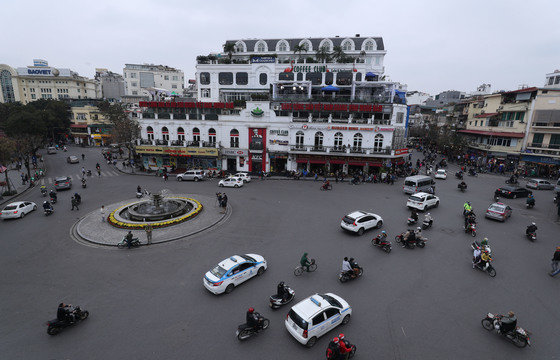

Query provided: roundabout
[72,193,228,247]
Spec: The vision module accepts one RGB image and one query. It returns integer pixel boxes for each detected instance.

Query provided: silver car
[54,176,72,190]
[526,178,554,190]
[176,170,206,182]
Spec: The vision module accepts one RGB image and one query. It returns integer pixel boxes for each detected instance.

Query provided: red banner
[138,101,234,109]
[279,103,383,113]
[248,128,267,172]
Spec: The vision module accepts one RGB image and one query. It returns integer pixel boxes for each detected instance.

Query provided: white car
[219,177,244,188]
[0,201,37,219]
[434,169,447,180]
[203,254,267,294]
[232,173,251,183]
[407,192,440,211]
[285,293,352,347]
[340,211,383,235]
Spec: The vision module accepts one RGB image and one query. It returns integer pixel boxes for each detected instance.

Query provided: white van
[403,175,435,194]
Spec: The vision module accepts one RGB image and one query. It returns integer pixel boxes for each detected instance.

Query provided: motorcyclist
[472,246,482,268]
[463,201,472,214]
[342,257,353,278]
[337,333,352,357]
[526,222,537,235]
[410,209,418,222]
[458,181,467,190]
[57,303,67,321]
[246,307,262,330]
[300,252,311,272]
[403,229,416,248]
[509,174,516,184]
[277,281,288,301]
[481,237,490,251]
[81,177,86,186]
[526,194,535,206]
[74,193,81,204]
[415,227,423,240]
[423,213,433,226]
[465,213,476,231]
[137,185,142,194]
[43,200,53,211]
[327,338,341,360]
[40,185,47,194]
[349,257,359,276]
[125,231,134,249]
[322,179,331,190]
[456,170,463,179]
[479,249,492,270]
[95,163,100,170]
[49,189,57,201]
[374,230,387,244]
[498,311,517,336]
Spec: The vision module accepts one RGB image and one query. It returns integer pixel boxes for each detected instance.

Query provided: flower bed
[107,197,203,230]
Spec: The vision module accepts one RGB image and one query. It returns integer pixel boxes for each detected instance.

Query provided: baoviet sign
[135,146,218,156]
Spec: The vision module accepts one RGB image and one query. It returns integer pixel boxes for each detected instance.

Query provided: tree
[0,137,17,195]
[98,101,140,162]
[293,44,308,60]
[223,42,236,60]
[316,45,331,63]
[331,46,346,62]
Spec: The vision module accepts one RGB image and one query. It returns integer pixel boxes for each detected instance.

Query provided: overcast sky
[2,0,559,95]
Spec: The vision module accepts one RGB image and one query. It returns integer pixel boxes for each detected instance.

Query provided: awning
[329,159,346,164]
[309,159,327,164]
[458,130,524,138]
[70,124,87,128]
[348,162,366,166]
[321,85,340,92]
[365,72,377,77]
[296,159,308,163]
[367,161,382,167]
[474,113,498,118]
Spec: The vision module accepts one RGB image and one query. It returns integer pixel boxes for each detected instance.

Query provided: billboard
[248,128,266,172]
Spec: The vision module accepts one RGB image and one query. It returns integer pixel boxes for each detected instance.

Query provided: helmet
[427,213,430,216]
[381,230,386,234]
[481,238,488,245]
[467,202,471,205]
[531,222,536,226]
[278,281,284,287]
[248,307,254,313]
[333,337,340,344]
[43,201,48,204]
[417,227,421,230]
[338,333,345,340]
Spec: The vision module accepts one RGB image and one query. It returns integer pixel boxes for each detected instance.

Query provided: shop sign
[394,148,409,156]
[281,103,382,113]
[221,149,248,156]
[138,101,234,109]
[252,154,262,161]
[135,146,218,156]
[374,126,395,132]
[292,65,353,73]
[269,129,288,136]
[269,139,289,145]
[249,128,266,151]
[251,56,276,64]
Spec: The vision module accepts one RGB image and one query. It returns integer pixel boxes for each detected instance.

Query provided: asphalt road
[1,146,559,360]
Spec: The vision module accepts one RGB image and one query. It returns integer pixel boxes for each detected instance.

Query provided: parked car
[176,170,206,182]
[54,176,72,190]
[0,201,37,219]
[406,192,440,211]
[434,169,447,180]
[494,186,532,199]
[66,156,79,164]
[218,177,244,188]
[526,178,554,190]
[340,211,383,235]
[485,202,512,222]
[233,173,251,183]
[285,293,352,347]
[203,254,267,294]
[47,146,57,154]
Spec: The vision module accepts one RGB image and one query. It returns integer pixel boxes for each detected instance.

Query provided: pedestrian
[21,172,25,185]
[100,205,105,222]
[81,167,86,177]
[220,193,228,213]
[81,154,85,161]
[216,192,223,207]
[24,173,29,184]
[145,223,153,245]
[97,168,101,176]
[71,196,79,211]
[557,199,560,220]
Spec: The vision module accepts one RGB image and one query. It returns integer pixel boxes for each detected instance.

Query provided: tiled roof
[225,36,384,52]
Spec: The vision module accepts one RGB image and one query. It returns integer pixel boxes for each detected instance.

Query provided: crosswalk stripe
[110,170,120,176]
[40,179,45,185]
[48,178,53,184]
[101,171,111,176]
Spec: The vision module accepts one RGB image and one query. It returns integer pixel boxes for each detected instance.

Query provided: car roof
[490,202,506,208]
[347,211,368,219]
[217,255,247,270]
[5,201,25,207]
[530,178,547,182]
[292,294,331,319]
[437,169,446,172]
[411,192,430,197]
[500,185,519,190]
[55,176,70,181]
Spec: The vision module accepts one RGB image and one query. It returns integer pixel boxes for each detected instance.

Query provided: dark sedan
[494,185,532,199]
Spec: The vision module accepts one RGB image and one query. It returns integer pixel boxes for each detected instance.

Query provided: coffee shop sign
[289,124,394,132]
[269,129,288,136]
[293,65,353,73]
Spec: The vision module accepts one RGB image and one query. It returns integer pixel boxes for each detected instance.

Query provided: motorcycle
[46,306,89,335]
[50,196,57,204]
[237,314,270,341]
[422,218,433,230]
[458,183,467,192]
[471,241,492,255]
[339,265,364,283]
[269,287,295,309]
[81,181,87,189]
[468,169,478,177]
[40,188,47,197]
[473,258,496,277]
[455,172,463,180]
[136,191,143,198]
[526,199,535,209]
[395,232,427,248]
[44,207,54,216]
[407,217,418,226]
[505,178,518,185]
[481,313,531,348]
[320,183,333,191]
[526,232,536,242]
[371,235,392,253]
[465,223,477,237]
[117,237,141,248]
[86,170,92,176]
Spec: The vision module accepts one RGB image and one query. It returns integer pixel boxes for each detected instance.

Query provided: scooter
[468,169,478,177]
[422,218,433,230]
[50,195,57,204]
[269,287,295,309]
[320,183,333,191]
[86,170,92,176]
[46,306,89,335]
[81,181,87,189]
[526,232,537,242]
[339,265,364,283]
[481,313,531,348]
[236,313,269,341]
[371,235,392,253]
[526,199,535,209]
[117,237,141,248]
[465,223,477,237]
[395,232,427,248]
[44,207,54,216]
[471,240,492,255]
[136,191,143,198]
[41,188,47,197]
[473,258,496,277]
[407,217,418,226]
[505,178,518,185]
[458,183,467,192]
[455,171,464,180]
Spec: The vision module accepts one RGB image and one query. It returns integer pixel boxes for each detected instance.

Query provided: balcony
[186,141,200,147]
[527,143,560,149]
[170,140,184,146]
[311,117,328,123]
[372,119,391,125]
[532,122,560,128]
[331,117,349,123]
[293,117,309,123]
[288,145,392,155]
[155,140,168,146]
[202,141,217,148]
[349,147,366,154]
[139,139,153,145]
[290,145,306,151]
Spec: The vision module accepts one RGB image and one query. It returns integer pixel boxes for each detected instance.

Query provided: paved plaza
[0,146,559,359]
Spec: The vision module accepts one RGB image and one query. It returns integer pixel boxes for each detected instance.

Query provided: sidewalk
[0,158,47,206]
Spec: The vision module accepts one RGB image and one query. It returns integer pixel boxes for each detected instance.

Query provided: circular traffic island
[72,193,228,247]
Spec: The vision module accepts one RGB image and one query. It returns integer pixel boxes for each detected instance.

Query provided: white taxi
[203,254,267,294]
[233,173,251,183]
[1,201,37,219]
[218,177,244,188]
[434,169,447,179]
[285,293,351,347]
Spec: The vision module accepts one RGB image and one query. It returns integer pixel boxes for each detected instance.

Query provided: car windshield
[404,180,415,186]
[288,309,308,330]
[489,205,504,212]
[321,294,343,308]
[4,205,17,210]
[409,195,423,202]
[342,216,354,224]
[210,265,227,279]
[240,254,256,262]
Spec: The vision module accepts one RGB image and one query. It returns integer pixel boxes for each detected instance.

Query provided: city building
[0,59,100,104]
[68,99,112,146]
[95,68,125,101]
[123,64,184,97]
[406,91,431,106]
[544,70,560,89]
[425,90,466,108]
[134,36,410,174]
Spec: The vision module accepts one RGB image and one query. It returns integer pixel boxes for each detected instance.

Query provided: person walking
[100,205,106,222]
[145,223,153,245]
[551,246,560,277]
[21,172,25,185]
[71,196,79,211]
[220,193,228,214]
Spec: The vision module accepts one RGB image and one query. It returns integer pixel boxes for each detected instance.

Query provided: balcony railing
[155,140,168,146]
[293,117,309,122]
[186,141,200,147]
[288,145,392,155]
[170,140,184,146]
[331,118,349,123]
[202,141,217,148]
[311,118,328,123]
[528,142,560,149]
[139,139,153,145]
[349,147,366,154]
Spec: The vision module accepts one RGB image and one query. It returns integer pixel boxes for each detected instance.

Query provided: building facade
[0,60,100,104]
[68,99,112,146]
[425,90,466,108]
[95,68,125,101]
[123,64,184,97]
[545,70,560,89]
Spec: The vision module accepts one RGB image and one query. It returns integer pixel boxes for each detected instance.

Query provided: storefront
[248,128,266,173]
[521,154,560,177]
[136,145,219,171]
[269,153,288,173]
[221,148,249,172]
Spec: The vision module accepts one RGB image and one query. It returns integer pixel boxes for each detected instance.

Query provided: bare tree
[98,101,141,162]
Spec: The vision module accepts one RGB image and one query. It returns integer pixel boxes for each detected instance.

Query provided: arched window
[208,128,216,145]
[162,126,169,141]
[230,129,239,148]
[342,40,353,51]
[334,132,343,150]
[255,40,267,52]
[259,73,267,85]
[355,72,362,82]
[314,131,324,149]
[373,134,384,151]
[235,41,246,53]
[299,39,312,52]
[277,40,288,52]
[177,127,185,141]
[364,40,375,51]
[353,133,363,149]
[318,39,333,52]
[296,131,304,148]
[193,127,200,144]
[147,126,154,141]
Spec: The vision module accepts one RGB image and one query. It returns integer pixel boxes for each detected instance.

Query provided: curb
[0,154,49,207]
